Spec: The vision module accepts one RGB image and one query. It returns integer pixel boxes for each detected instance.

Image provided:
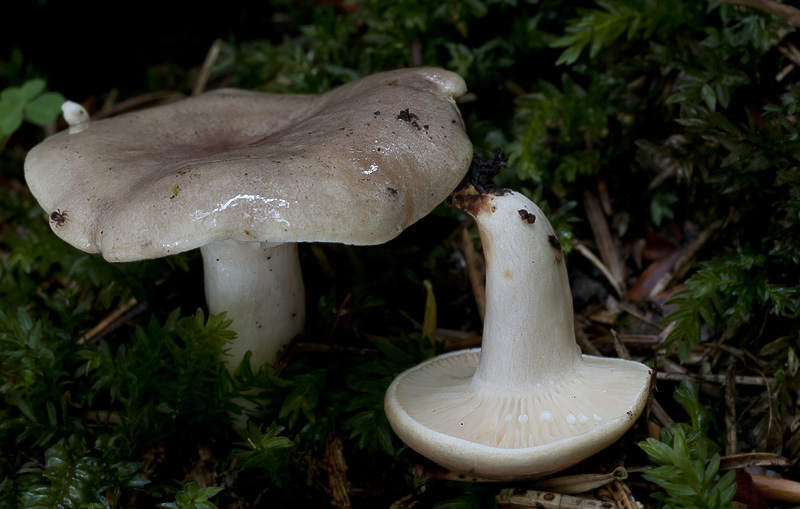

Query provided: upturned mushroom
[384,186,652,480]
[24,67,473,371]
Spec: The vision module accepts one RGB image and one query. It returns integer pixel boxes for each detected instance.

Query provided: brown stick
[650,398,676,434]
[461,227,486,322]
[719,452,791,471]
[719,0,800,27]
[327,293,353,345]
[93,91,184,119]
[84,409,122,426]
[656,371,773,386]
[574,242,624,298]
[618,303,665,331]
[497,488,616,508]
[413,463,499,482]
[725,364,738,456]
[325,436,353,509]
[193,40,222,96]
[779,42,800,66]
[611,329,632,360]
[78,297,143,345]
[583,191,626,295]
[422,280,438,345]
[750,474,800,503]
[649,219,723,299]
[532,467,627,495]
[575,317,604,357]
[605,479,639,509]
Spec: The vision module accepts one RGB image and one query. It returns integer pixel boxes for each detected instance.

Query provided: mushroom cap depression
[24,67,473,261]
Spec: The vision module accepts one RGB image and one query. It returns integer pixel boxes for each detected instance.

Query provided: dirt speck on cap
[518,209,536,224]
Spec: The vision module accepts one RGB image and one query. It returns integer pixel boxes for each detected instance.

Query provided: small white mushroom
[24,68,473,372]
[61,100,90,127]
[384,186,652,480]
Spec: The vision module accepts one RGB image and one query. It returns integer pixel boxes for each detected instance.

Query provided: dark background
[2,1,292,99]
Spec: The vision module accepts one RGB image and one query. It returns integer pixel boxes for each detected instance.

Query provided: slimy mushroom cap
[25,67,473,261]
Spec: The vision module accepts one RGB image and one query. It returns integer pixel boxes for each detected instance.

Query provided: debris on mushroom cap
[24,67,473,262]
[384,188,652,480]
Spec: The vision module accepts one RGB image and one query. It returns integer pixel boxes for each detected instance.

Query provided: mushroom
[384,186,652,480]
[24,67,473,371]
[61,100,90,127]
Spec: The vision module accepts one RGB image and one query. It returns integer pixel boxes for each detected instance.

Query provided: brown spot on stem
[503,268,513,280]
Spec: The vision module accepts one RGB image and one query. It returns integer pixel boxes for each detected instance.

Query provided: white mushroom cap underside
[24,67,472,261]
[385,348,652,479]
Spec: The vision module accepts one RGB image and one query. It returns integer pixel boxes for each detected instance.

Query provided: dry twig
[725,364,738,456]
[749,474,800,503]
[397,311,481,351]
[604,480,639,509]
[779,41,800,66]
[719,452,791,471]
[325,436,352,509]
[327,293,353,344]
[611,330,632,360]
[532,467,628,495]
[575,316,604,357]
[574,242,623,298]
[650,398,676,434]
[718,0,800,27]
[93,91,184,119]
[84,409,122,426]
[193,39,222,96]
[389,493,419,509]
[497,488,615,508]
[440,329,482,351]
[422,280,437,345]
[460,227,486,322]
[583,191,626,295]
[648,219,724,299]
[412,463,498,483]
[655,371,773,386]
[617,303,665,331]
[78,297,146,345]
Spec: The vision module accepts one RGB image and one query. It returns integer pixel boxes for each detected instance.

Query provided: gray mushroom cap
[24,67,473,261]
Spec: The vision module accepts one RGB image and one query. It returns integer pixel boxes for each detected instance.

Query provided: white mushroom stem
[200,241,305,371]
[471,190,582,390]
